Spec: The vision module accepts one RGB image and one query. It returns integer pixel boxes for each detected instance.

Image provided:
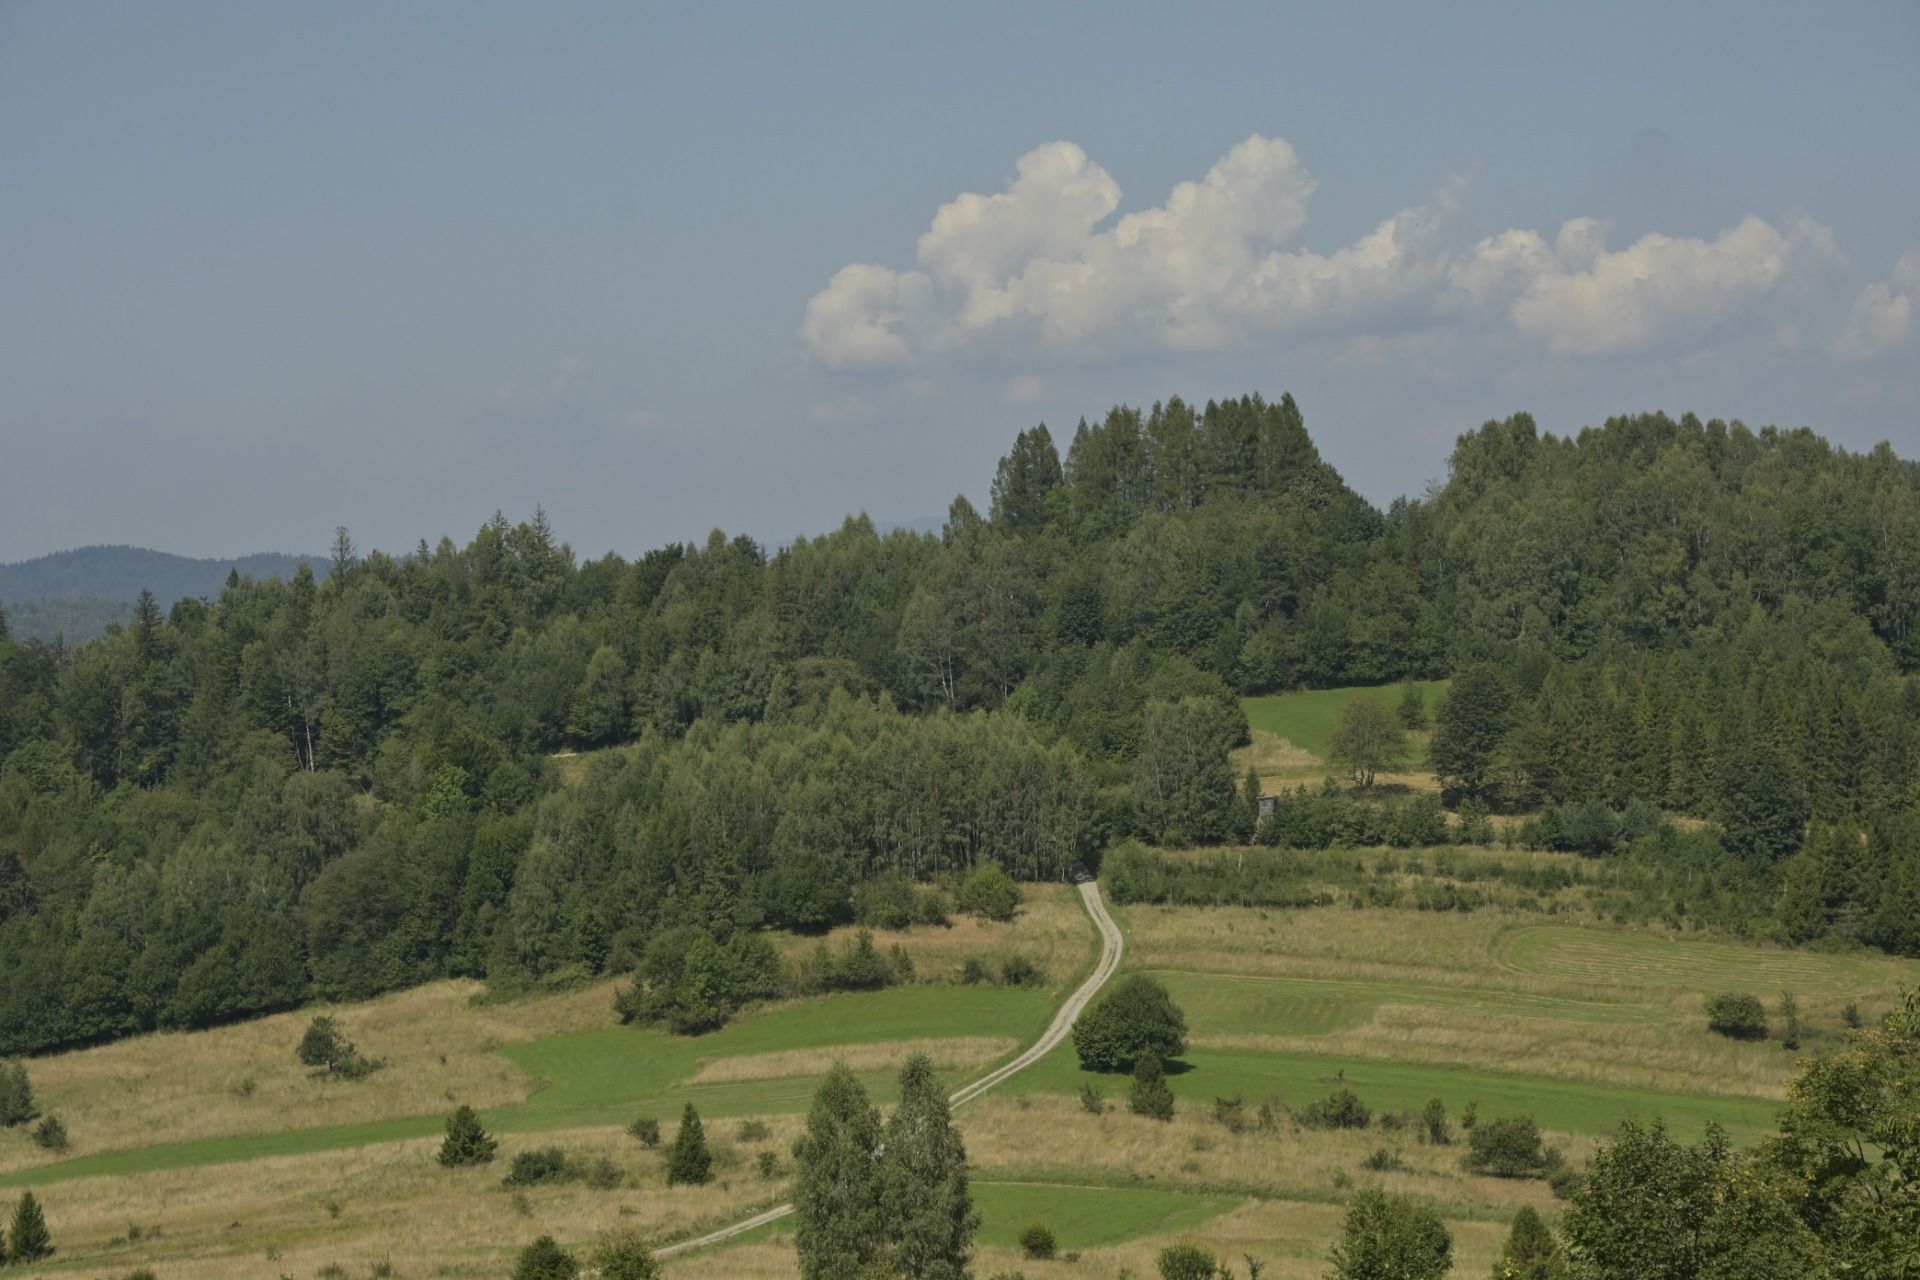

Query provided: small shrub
[592,1228,662,1280]
[1212,1095,1248,1133]
[958,864,1023,921]
[1019,1220,1057,1260]
[30,1114,68,1151]
[1129,1052,1175,1121]
[503,1147,576,1187]
[1361,1147,1409,1172]
[1705,992,1768,1040]
[888,943,917,983]
[296,1015,381,1079]
[1079,1083,1106,1114]
[627,1117,661,1147]
[960,957,989,985]
[1000,955,1042,988]
[1420,1097,1450,1145]
[437,1104,497,1167]
[1465,1114,1550,1178]
[1460,1101,1478,1131]
[757,1150,780,1179]
[1842,999,1863,1029]
[1157,1242,1219,1280]
[1779,991,1803,1050]
[1547,1163,1584,1200]
[1300,1087,1370,1130]
[735,1119,771,1143]
[582,1155,624,1190]
[512,1234,579,1280]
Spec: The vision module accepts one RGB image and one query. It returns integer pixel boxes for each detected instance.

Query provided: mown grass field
[1242,680,1449,763]
[5,885,1913,1278]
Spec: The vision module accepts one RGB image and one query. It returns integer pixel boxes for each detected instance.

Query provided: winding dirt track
[654,880,1125,1260]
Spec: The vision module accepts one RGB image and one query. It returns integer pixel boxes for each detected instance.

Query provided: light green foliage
[880,1054,978,1280]
[957,864,1023,922]
[1326,1188,1451,1280]
[1327,696,1407,787]
[1072,974,1189,1072]
[1490,1207,1563,1280]
[665,1103,713,1187]
[793,1065,886,1280]
[590,1229,661,1280]
[1562,1120,1816,1280]
[1132,697,1243,845]
[1397,680,1428,731]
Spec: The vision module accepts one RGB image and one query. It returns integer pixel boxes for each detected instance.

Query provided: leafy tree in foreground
[1129,1051,1175,1121]
[436,1104,497,1167]
[1327,1188,1451,1280]
[1765,989,1920,1277]
[1561,1120,1816,1280]
[1490,1206,1563,1280]
[793,1064,886,1280]
[880,1054,978,1280]
[665,1103,713,1186]
[1072,974,1188,1072]
[1329,696,1407,789]
[512,1234,579,1280]
[7,1190,51,1262]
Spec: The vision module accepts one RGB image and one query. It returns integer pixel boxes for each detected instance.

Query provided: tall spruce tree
[1490,1206,1564,1279]
[665,1103,713,1186]
[880,1054,979,1280]
[7,1190,51,1262]
[793,1064,887,1280]
[436,1104,498,1167]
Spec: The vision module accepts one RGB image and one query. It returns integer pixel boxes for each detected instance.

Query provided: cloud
[801,135,1840,368]
[1832,248,1920,362]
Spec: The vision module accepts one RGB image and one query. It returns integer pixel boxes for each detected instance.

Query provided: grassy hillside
[1243,680,1450,762]
[5,886,1907,1276]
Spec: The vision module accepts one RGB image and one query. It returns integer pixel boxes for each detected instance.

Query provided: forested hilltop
[2,394,1918,1055]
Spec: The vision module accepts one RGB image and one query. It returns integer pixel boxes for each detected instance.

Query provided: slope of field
[1242,680,1449,762]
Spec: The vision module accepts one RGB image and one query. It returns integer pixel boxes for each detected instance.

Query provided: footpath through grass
[1243,680,1448,762]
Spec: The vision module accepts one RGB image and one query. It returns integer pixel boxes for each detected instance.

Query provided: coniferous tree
[1129,1051,1175,1120]
[6,1190,51,1263]
[793,1064,887,1280]
[1430,667,1512,802]
[0,1061,36,1127]
[1490,1206,1563,1279]
[665,1103,713,1186]
[512,1234,578,1280]
[436,1104,498,1167]
[1398,679,1429,730]
[880,1054,979,1280]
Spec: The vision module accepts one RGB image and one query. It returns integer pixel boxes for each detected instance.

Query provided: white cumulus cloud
[1832,248,1920,362]
[800,135,1841,368]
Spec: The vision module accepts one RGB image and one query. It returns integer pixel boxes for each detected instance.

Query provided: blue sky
[2,1,1916,561]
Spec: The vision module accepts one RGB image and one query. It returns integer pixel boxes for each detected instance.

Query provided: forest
[2,394,1919,1056]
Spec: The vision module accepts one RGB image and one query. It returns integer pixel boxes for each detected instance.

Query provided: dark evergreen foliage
[436,1104,497,1167]
[665,1103,713,1186]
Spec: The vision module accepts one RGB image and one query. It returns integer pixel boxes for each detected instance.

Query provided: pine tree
[665,1102,713,1186]
[436,1104,498,1167]
[1490,1205,1563,1279]
[880,1054,979,1280]
[1129,1052,1175,1121]
[7,1190,51,1262]
[0,1061,36,1126]
[512,1234,578,1280]
[793,1064,887,1280]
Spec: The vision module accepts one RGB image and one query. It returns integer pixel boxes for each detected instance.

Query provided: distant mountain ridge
[0,545,326,642]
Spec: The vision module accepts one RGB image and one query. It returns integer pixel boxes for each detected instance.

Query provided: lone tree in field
[512,1234,579,1280]
[436,1104,498,1167]
[956,863,1021,922]
[591,1229,661,1280]
[296,1015,375,1078]
[1466,1114,1552,1178]
[1072,974,1188,1072]
[1329,696,1407,789]
[0,1061,37,1126]
[794,1064,886,1280]
[1129,1051,1175,1121]
[1327,1188,1451,1280]
[880,1054,979,1280]
[1490,1206,1564,1280]
[7,1190,52,1263]
[665,1102,713,1186]
[1706,992,1769,1040]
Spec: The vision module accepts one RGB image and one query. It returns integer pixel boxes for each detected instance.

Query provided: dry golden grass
[769,882,1096,992]
[687,1036,1018,1085]
[1233,726,1443,797]
[21,1119,802,1277]
[1,978,622,1177]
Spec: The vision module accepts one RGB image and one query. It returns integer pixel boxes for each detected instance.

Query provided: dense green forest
[2,395,1919,1055]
